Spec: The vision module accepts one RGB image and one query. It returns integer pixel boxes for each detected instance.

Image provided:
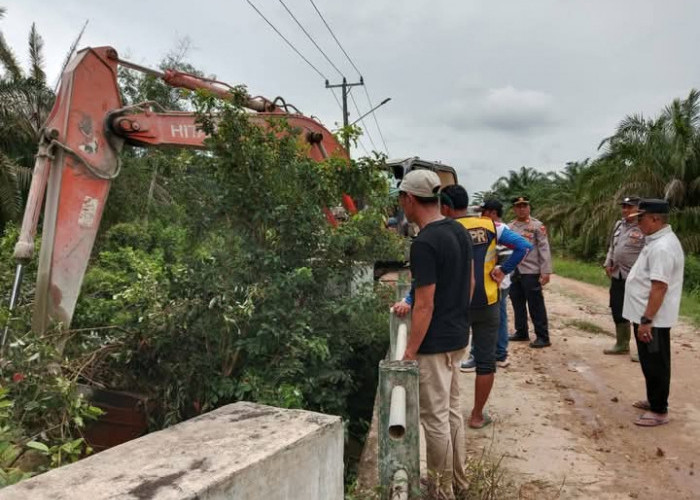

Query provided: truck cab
[375,157,460,279]
[386,156,458,189]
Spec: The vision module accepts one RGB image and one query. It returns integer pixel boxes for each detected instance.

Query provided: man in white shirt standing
[623,199,685,427]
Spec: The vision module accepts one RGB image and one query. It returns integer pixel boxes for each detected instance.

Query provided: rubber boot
[604,323,631,354]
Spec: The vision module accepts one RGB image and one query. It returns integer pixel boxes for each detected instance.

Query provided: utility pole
[326,77,364,153]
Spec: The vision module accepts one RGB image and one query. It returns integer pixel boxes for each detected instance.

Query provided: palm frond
[664,178,686,205]
[0,31,22,80]
[0,151,22,222]
[28,23,46,83]
[53,19,88,91]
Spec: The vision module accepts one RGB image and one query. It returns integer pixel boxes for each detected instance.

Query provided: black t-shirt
[410,217,473,354]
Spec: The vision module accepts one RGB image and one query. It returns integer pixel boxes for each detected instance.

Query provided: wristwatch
[640,316,653,325]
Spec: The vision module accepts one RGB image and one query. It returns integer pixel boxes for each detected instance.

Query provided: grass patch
[679,293,700,328]
[553,256,608,287]
[564,319,611,335]
[345,446,510,499]
[554,256,700,328]
[461,448,509,500]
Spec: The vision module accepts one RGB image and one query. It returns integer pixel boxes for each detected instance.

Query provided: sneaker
[508,333,529,342]
[497,358,510,368]
[529,338,551,348]
[460,356,476,372]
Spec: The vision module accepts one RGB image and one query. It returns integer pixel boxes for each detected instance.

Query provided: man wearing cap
[439,187,531,431]
[623,199,684,427]
[397,170,474,497]
[508,196,553,348]
[603,196,645,358]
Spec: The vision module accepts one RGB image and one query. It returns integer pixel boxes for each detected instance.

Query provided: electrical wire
[308,0,390,155]
[308,0,361,75]
[363,86,390,155]
[278,0,345,79]
[356,136,370,156]
[350,93,378,151]
[246,0,328,81]
[248,0,379,155]
[277,0,376,152]
[330,88,344,113]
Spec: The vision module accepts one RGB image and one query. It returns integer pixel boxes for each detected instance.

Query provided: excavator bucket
[29,47,122,333]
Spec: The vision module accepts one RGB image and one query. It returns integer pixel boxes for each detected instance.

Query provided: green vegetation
[0,9,403,486]
[552,256,608,287]
[477,90,700,314]
[554,256,700,327]
[0,7,53,232]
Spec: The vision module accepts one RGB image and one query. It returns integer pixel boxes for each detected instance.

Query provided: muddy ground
[358,274,700,499]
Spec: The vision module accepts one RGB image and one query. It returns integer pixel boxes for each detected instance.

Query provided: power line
[308,0,390,155]
[277,0,368,154]
[248,0,375,155]
[350,93,378,151]
[357,136,370,156]
[330,88,344,112]
[277,0,344,79]
[246,0,328,81]
[308,0,361,76]
[330,89,368,155]
[363,86,390,155]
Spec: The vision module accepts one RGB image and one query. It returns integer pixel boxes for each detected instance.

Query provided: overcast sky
[3,0,700,192]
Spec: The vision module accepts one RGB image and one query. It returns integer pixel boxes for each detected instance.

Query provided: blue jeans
[496,287,509,361]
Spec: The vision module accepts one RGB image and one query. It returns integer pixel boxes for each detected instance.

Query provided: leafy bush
[684,253,700,295]
[0,62,402,487]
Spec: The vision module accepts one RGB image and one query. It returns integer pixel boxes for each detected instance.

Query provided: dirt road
[460,275,700,499]
[358,274,700,499]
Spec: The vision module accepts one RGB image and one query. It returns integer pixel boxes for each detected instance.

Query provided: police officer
[508,196,553,348]
[603,196,645,358]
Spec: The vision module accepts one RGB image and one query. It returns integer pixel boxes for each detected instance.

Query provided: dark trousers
[609,277,629,325]
[509,272,549,341]
[633,324,671,414]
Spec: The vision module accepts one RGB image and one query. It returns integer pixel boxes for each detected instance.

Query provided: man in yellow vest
[440,185,531,428]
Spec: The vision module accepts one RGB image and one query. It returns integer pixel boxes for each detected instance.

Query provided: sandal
[632,400,651,410]
[468,412,493,429]
[634,412,669,427]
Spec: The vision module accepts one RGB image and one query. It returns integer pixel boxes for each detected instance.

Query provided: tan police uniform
[508,204,552,345]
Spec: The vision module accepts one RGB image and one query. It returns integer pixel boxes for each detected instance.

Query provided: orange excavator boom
[8,46,347,336]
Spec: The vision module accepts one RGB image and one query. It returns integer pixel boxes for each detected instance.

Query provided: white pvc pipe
[391,468,409,500]
[394,323,407,361]
[388,385,406,439]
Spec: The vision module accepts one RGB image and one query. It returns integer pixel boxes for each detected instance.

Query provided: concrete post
[378,360,419,500]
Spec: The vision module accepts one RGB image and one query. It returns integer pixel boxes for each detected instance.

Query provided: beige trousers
[417,347,469,498]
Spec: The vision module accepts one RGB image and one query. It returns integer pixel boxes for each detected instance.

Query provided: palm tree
[491,166,548,201]
[599,89,700,251]
[0,12,55,164]
[0,8,88,233]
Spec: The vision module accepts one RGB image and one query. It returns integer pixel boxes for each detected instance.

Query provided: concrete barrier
[1,402,344,500]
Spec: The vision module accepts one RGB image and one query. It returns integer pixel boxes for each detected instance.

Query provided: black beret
[619,196,641,206]
[638,198,669,214]
[481,200,503,212]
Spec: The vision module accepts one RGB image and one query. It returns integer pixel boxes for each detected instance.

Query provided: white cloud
[3,0,700,193]
[444,86,557,133]
[480,86,556,131]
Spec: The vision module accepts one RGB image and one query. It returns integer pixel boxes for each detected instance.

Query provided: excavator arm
[10,46,347,335]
